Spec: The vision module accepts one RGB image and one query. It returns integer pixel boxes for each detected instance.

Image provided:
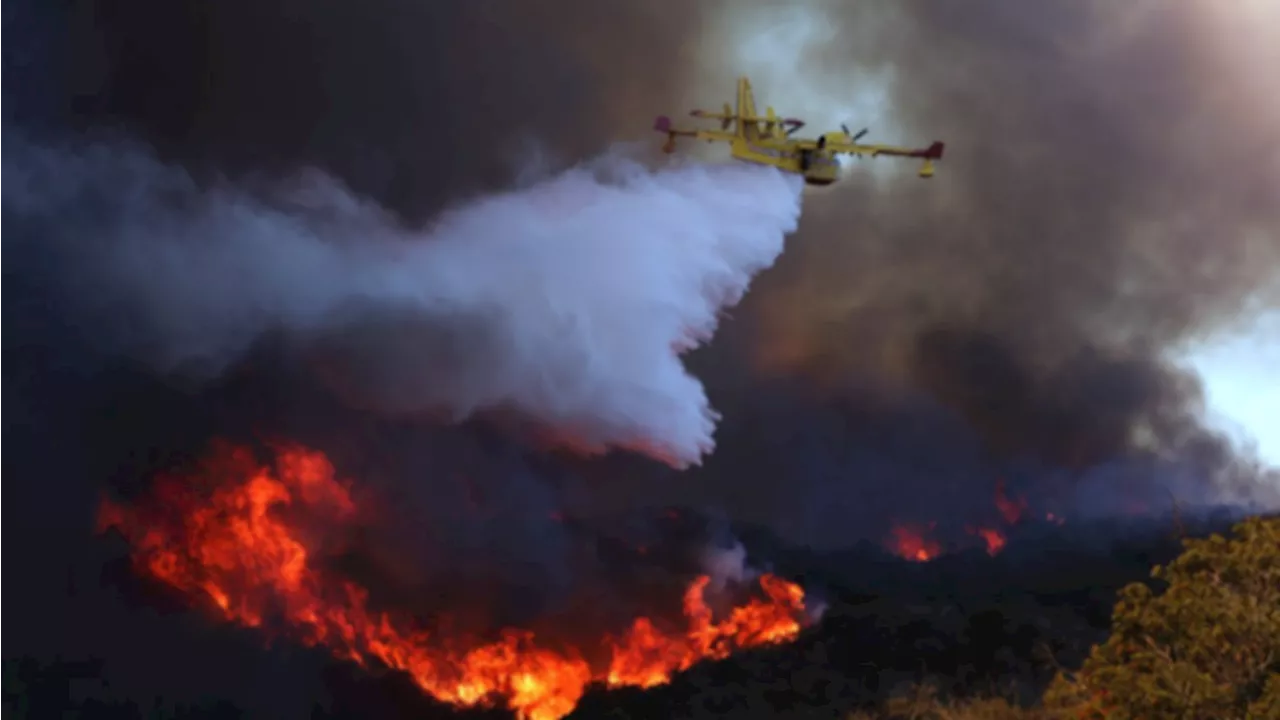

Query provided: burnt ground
[4,509,1259,720]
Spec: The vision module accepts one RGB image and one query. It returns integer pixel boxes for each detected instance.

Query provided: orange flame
[888,523,941,562]
[968,526,1007,556]
[97,442,808,720]
[993,478,1028,525]
[885,478,1056,562]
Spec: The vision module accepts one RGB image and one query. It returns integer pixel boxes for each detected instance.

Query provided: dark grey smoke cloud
[660,0,1280,543]
[32,0,708,220]
[5,0,1275,561]
[4,6,1279,713]
[720,1,1279,372]
[5,0,1277,561]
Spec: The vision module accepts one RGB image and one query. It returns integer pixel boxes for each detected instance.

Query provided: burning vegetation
[97,442,812,720]
[884,478,1068,562]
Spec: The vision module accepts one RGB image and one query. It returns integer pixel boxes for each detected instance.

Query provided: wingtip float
[655,75,945,185]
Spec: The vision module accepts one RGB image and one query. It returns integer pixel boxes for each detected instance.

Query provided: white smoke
[699,539,828,624]
[3,136,804,468]
[699,541,758,592]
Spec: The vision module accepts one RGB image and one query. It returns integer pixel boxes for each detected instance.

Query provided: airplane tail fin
[736,76,758,139]
[914,141,945,178]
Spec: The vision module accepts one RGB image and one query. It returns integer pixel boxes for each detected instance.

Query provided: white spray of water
[3,137,804,468]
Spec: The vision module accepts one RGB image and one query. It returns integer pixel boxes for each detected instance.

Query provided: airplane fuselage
[727,139,841,186]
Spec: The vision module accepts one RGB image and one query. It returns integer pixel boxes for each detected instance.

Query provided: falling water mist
[2,135,804,469]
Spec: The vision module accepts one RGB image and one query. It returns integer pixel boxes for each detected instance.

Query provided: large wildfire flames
[97,443,811,720]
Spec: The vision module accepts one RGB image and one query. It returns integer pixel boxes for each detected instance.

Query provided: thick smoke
[4,0,1278,715]
[4,136,802,468]
[640,0,1280,544]
[2,0,1275,588]
[2,6,767,712]
[3,0,1275,602]
[699,1,1280,414]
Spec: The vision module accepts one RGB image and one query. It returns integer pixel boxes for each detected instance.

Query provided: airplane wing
[653,115,737,153]
[822,139,945,161]
[817,138,946,177]
[808,136,942,156]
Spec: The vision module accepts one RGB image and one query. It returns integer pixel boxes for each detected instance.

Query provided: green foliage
[1043,516,1280,720]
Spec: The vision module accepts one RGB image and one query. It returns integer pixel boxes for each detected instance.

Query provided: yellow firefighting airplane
[654,76,945,186]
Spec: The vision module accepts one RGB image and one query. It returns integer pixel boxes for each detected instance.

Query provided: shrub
[1042,515,1280,719]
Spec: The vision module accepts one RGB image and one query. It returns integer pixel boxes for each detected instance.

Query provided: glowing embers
[884,478,1064,563]
[888,523,943,562]
[98,442,810,720]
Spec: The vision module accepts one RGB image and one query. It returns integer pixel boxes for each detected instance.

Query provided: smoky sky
[3,2,1279,713]
[684,0,1280,539]
[8,0,704,219]
[1,4,785,714]
[6,0,1279,547]
[731,1,1279,369]
[5,0,1274,561]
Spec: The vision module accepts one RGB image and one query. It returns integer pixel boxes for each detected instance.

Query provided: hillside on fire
[9,508,1280,718]
[4,2,1279,720]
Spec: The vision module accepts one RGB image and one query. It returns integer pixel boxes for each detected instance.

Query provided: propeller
[842,123,869,141]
